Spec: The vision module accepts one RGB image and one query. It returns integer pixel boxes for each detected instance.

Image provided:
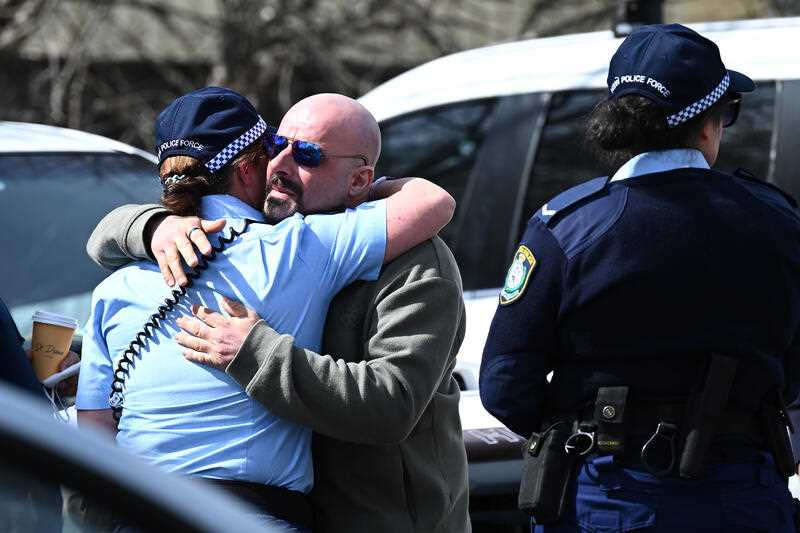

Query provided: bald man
[86,93,471,532]
[262,93,383,224]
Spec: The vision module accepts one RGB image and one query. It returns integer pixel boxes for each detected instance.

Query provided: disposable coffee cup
[31,311,79,381]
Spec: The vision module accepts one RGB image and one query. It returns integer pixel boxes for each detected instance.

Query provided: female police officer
[480,24,800,532]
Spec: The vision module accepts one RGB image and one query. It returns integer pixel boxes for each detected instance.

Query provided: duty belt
[567,404,764,476]
[576,403,763,441]
[554,355,794,479]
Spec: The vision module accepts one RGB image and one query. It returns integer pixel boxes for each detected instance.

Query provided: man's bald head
[283,93,381,165]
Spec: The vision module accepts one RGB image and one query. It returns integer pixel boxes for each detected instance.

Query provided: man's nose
[268,143,295,172]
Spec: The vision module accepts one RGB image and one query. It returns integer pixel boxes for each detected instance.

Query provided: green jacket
[86,204,471,533]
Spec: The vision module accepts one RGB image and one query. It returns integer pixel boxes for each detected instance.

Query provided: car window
[715,81,775,179]
[518,85,778,243]
[518,89,605,241]
[376,98,500,247]
[443,92,549,291]
[0,153,160,335]
[377,85,784,293]
[771,79,800,200]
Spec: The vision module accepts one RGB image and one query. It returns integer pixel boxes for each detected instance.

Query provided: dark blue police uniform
[481,152,800,531]
[480,23,800,533]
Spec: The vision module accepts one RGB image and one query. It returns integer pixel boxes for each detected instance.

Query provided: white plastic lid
[31,310,79,329]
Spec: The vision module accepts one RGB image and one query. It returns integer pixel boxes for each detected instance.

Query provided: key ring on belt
[640,421,678,476]
[564,424,596,456]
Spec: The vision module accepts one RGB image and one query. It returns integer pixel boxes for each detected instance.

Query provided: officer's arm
[479,219,566,438]
[86,204,167,270]
[77,409,118,435]
[379,177,455,263]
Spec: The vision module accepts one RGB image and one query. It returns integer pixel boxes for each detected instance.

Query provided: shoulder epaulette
[733,168,798,208]
[535,175,610,226]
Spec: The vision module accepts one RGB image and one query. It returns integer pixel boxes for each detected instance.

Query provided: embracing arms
[176,239,465,444]
[86,177,454,284]
[378,177,455,263]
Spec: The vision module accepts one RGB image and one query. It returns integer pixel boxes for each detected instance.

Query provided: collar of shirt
[199,194,265,231]
[610,149,710,183]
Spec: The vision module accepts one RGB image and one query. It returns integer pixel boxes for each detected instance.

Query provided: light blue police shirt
[76,194,387,493]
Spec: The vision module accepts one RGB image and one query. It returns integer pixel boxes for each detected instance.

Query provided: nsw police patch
[499,245,536,305]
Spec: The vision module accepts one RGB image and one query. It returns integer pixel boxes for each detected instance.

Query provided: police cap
[155,86,269,173]
[607,24,755,127]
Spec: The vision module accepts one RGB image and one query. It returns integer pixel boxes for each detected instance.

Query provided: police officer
[480,24,800,532]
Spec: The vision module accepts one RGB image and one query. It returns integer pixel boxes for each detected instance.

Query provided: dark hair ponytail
[585,95,725,173]
[159,156,225,216]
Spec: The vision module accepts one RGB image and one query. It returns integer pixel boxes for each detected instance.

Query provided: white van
[360,16,800,527]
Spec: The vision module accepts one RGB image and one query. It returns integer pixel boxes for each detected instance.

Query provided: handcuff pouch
[593,386,629,457]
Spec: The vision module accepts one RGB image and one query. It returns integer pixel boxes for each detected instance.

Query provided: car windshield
[0,152,160,335]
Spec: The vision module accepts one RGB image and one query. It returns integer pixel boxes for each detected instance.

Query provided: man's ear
[348,166,374,201]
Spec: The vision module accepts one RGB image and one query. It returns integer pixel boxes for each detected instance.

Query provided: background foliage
[1,0,797,149]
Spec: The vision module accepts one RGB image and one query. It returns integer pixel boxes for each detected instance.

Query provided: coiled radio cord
[109,219,260,424]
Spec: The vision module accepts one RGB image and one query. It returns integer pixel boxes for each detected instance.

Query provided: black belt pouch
[518,420,577,524]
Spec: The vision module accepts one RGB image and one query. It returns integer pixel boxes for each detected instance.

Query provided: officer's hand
[177,297,261,370]
[56,351,80,397]
[151,216,226,287]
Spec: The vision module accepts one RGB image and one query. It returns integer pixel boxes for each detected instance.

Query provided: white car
[359,16,800,526]
[0,121,160,336]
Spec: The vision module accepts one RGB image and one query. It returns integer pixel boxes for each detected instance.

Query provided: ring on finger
[187,226,202,239]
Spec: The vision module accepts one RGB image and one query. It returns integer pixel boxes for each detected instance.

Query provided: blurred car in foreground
[0,121,160,336]
[0,381,286,532]
[360,16,800,529]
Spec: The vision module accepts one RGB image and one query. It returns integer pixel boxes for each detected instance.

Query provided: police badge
[500,245,536,305]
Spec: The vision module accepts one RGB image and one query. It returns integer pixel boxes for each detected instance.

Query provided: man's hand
[176,297,261,370]
[151,216,226,287]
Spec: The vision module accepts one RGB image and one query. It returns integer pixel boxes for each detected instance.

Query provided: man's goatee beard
[263,196,298,224]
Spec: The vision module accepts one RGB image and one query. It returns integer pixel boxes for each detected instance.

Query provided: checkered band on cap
[205,118,268,173]
[666,73,730,128]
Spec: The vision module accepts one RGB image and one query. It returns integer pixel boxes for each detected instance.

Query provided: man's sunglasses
[263,133,369,168]
[721,96,741,128]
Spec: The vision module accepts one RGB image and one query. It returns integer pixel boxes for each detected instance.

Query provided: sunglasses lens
[264,134,289,158]
[722,99,741,128]
[293,140,323,167]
